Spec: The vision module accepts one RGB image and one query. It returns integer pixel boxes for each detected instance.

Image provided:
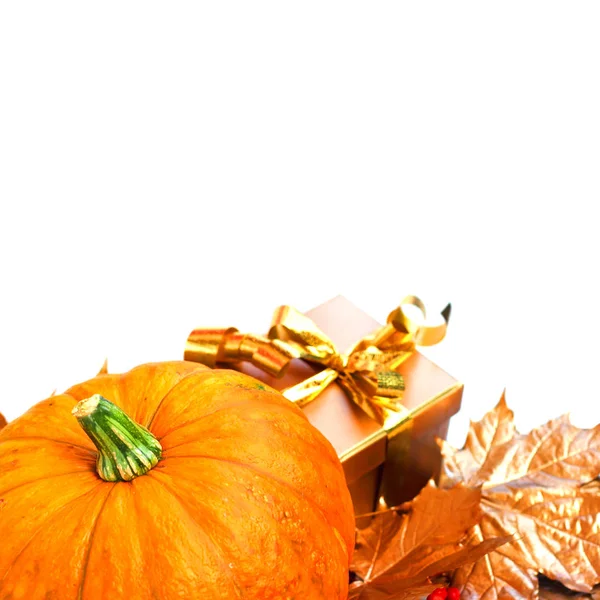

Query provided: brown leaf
[453,522,538,599]
[353,483,481,582]
[380,535,513,587]
[439,392,516,488]
[475,413,600,489]
[539,576,600,599]
[348,582,440,600]
[364,536,511,600]
[442,395,600,599]
[350,483,484,598]
[97,358,108,375]
[539,589,593,599]
[455,487,600,596]
[0,412,6,431]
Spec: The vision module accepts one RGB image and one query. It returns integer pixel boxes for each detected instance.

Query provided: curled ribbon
[184,297,451,433]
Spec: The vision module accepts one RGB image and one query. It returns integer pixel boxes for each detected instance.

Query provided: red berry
[427,588,448,600]
[447,587,461,600]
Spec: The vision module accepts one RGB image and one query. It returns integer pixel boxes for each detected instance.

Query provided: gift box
[185,295,463,522]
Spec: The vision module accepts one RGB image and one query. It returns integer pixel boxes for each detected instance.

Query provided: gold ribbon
[184,297,450,433]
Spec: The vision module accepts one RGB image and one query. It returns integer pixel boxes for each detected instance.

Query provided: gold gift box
[234,296,463,519]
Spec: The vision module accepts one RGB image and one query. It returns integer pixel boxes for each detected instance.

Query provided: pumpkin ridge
[144,474,245,599]
[0,435,95,455]
[77,485,116,600]
[1,362,355,599]
[0,483,107,585]
[161,405,339,467]
[150,463,348,598]
[0,470,94,497]
[156,394,302,442]
[158,453,340,544]
[159,405,319,453]
[144,369,213,430]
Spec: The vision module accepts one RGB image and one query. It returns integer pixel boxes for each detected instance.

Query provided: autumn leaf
[0,412,6,431]
[539,588,600,600]
[538,576,600,599]
[349,483,500,599]
[348,580,440,600]
[439,392,516,488]
[352,483,481,580]
[441,396,600,599]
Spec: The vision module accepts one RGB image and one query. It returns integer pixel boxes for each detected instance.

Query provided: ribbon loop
[282,368,340,407]
[185,327,291,377]
[269,305,338,362]
[184,296,449,430]
[184,327,237,368]
[386,296,451,347]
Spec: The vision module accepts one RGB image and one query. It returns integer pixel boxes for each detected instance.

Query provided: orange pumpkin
[0,361,354,599]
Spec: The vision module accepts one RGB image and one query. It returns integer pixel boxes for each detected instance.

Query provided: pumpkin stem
[72,394,162,482]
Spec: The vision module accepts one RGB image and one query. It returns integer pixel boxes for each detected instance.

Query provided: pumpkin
[0,361,355,599]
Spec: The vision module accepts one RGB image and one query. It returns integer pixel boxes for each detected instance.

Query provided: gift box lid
[220,295,463,487]
[271,295,463,485]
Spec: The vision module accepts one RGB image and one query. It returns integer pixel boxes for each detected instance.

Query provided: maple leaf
[539,588,600,600]
[441,395,600,599]
[349,483,507,599]
[439,392,516,488]
[538,576,600,599]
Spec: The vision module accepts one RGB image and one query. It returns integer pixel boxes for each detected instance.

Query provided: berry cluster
[427,587,460,600]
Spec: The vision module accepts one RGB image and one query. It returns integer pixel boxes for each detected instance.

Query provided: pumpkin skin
[0,361,355,599]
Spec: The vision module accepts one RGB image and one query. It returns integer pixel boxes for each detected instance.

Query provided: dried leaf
[539,576,600,599]
[539,589,583,600]
[350,483,485,598]
[0,412,6,431]
[97,358,108,375]
[353,483,481,581]
[348,581,439,600]
[385,535,514,586]
[369,535,511,598]
[453,521,538,599]
[439,393,516,487]
[475,412,600,489]
[539,589,592,600]
[443,396,600,599]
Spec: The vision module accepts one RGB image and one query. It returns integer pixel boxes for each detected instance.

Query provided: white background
[1,2,599,448]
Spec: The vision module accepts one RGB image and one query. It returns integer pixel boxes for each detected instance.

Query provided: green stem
[72,394,162,482]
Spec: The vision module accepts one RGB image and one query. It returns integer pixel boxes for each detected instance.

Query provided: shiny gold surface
[349,483,489,599]
[339,426,389,463]
[184,296,450,434]
[441,395,600,599]
[185,327,292,376]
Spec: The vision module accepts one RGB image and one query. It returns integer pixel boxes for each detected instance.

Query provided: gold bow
[184,297,450,433]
